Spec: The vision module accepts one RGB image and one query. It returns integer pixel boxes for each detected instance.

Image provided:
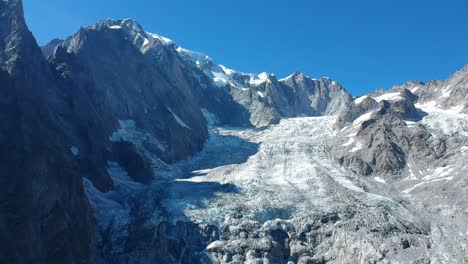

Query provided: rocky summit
[0,1,467,263]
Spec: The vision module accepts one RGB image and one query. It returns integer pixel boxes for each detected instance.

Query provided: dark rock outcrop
[0,1,96,263]
[48,19,209,188]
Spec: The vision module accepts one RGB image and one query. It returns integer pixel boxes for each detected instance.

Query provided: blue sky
[24,0,468,96]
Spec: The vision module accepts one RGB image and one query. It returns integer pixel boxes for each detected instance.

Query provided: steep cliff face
[48,19,209,189]
[73,23,352,128]
[0,0,95,263]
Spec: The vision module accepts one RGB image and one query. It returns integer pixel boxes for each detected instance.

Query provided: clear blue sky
[24,0,468,96]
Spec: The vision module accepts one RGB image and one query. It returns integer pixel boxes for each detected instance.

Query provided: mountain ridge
[1,2,468,263]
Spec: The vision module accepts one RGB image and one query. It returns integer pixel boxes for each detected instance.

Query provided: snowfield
[85,116,468,263]
[163,116,377,224]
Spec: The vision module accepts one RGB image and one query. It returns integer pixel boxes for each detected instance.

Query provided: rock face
[330,67,468,263]
[100,24,353,128]
[40,38,63,58]
[0,0,95,263]
[333,89,447,177]
[47,18,210,190]
[333,66,468,179]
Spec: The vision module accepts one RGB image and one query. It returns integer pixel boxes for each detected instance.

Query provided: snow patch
[70,146,79,156]
[410,86,420,93]
[374,92,403,102]
[342,137,354,147]
[147,32,174,45]
[374,177,387,184]
[354,96,369,105]
[441,85,452,98]
[168,107,191,130]
[249,72,269,85]
[279,72,297,81]
[350,142,363,153]
[353,111,374,126]
[257,91,266,98]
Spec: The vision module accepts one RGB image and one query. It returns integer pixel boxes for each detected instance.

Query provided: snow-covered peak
[146,32,174,45]
[97,18,145,34]
[279,71,304,81]
[249,72,270,85]
[373,92,404,102]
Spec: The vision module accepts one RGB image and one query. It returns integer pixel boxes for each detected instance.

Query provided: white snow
[257,91,266,98]
[158,116,398,224]
[441,85,452,98]
[373,92,404,102]
[167,107,191,130]
[70,146,79,156]
[423,166,455,181]
[142,38,150,47]
[353,111,374,126]
[404,163,418,181]
[109,119,166,162]
[415,101,468,136]
[342,137,354,147]
[249,72,269,85]
[374,177,387,184]
[279,72,297,81]
[349,142,363,152]
[354,96,369,105]
[219,65,237,76]
[415,101,465,116]
[211,71,230,87]
[410,86,421,93]
[109,25,122,29]
[147,32,174,45]
[404,120,417,127]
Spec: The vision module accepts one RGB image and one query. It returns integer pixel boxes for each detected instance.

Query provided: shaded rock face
[49,19,210,190]
[0,0,95,263]
[40,38,63,58]
[98,221,219,264]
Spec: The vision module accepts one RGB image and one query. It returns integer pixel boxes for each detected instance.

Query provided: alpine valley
[0,1,467,263]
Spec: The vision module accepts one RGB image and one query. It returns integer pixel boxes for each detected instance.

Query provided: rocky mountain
[1,0,468,263]
[330,66,468,263]
[0,0,95,262]
[44,18,352,128]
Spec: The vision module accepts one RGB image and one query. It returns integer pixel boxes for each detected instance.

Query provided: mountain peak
[279,71,305,81]
[92,18,145,34]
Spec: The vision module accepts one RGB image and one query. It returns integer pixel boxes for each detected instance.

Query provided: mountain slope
[0,1,95,263]
[47,19,352,128]
[2,3,467,263]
